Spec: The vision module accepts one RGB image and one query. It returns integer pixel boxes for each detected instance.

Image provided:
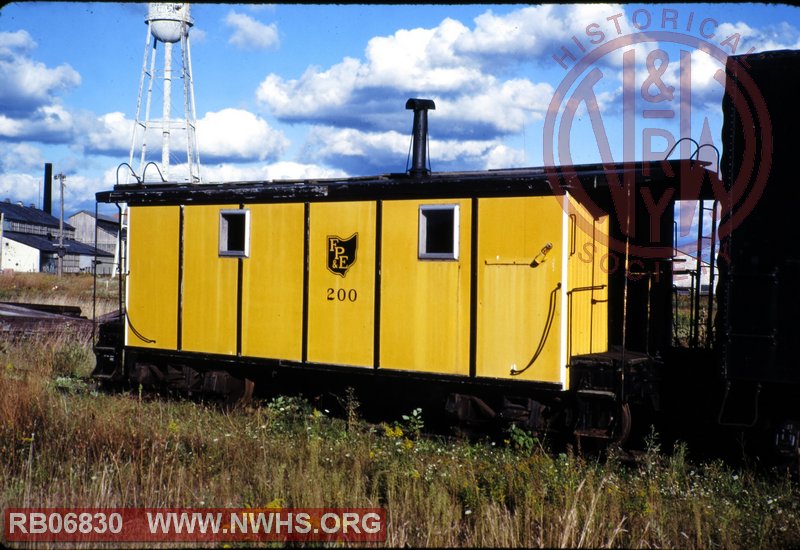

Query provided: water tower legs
[128,3,200,184]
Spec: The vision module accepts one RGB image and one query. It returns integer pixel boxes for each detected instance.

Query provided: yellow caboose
[94,98,682,442]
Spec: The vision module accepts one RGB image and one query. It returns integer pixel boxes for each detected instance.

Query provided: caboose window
[219,209,250,257]
[419,204,459,260]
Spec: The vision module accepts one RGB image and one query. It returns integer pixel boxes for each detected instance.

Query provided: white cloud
[0,29,81,145]
[0,154,113,214]
[455,4,629,58]
[688,50,727,111]
[302,125,525,172]
[717,21,757,46]
[200,161,347,183]
[261,161,346,180]
[61,173,107,209]
[752,21,800,52]
[85,112,133,154]
[0,172,40,205]
[255,4,629,141]
[189,27,207,44]
[257,57,364,118]
[484,143,526,169]
[0,114,24,137]
[303,126,407,165]
[83,108,290,167]
[225,11,279,50]
[716,20,800,54]
[436,79,554,134]
[0,104,74,141]
[255,19,492,122]
[0,143,44,172]
[364,19,485,91]
[429,138,524,169]
[101,165,132,188]
[0,53,80,116]
[197,108,288,162]
[0,30,36,57]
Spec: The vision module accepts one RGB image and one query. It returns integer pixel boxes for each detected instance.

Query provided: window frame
[418,204,460,261]
[218,208,250,258]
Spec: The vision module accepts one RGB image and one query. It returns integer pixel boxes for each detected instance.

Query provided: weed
[52,376,91,394]
[400,407,425,438]
[506,422,537,453]
[341,386,360,431]
[52,342,93,378]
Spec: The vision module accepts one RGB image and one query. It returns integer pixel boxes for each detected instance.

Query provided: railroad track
[0,301,93,341]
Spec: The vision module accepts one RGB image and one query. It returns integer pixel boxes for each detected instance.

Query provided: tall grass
[1,333,799,548]
[0,271,119,317]
[2,274,800,547]
[673,292,715,347]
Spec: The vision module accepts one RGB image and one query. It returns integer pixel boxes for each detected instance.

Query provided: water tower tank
[147,3,192,43]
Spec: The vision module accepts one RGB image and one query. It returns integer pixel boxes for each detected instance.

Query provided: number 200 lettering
[327,288,358,302]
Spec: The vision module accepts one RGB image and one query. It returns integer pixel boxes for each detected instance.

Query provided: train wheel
[226,377,255,407]
[573,401,632,454]
[240,378,255,404]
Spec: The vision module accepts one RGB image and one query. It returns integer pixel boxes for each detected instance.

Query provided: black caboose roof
[97,159,718,207]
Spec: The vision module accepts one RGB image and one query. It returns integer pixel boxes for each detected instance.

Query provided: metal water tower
[130,3,201,183]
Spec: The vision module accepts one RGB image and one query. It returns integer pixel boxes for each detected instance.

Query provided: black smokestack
[43,162,52,215]
[406,98,436,177]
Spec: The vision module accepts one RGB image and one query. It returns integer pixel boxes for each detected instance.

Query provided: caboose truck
[91,95,717,446]
[92,49,800,459]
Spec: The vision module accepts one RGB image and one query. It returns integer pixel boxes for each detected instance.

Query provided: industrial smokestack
[406,98,436,177]
[43,163,52,215]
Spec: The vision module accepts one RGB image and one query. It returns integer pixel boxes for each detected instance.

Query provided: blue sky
[1,2,799,221]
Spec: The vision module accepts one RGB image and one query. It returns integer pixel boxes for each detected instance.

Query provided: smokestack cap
[406,98,436,111]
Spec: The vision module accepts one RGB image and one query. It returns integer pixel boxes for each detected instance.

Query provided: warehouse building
[0,200,112,274]
[68,210,122,275]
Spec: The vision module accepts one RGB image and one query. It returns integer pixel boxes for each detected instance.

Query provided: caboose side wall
[567,196,610,360]
[308,201,377,368]
[182,204,239,355]
[241,203,305,361]
[475,196,565,384]
[379,198,472,375]
[121,189,608,389]
[125,205,180,350]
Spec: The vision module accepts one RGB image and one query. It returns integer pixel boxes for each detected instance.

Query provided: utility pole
[54,172,66,276]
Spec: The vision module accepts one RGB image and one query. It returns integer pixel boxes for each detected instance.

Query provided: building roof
[2,231,113,257]
[0,201,75,231]
[70,210,118,223]
[96,218,119,233]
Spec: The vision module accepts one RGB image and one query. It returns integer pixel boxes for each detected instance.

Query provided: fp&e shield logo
[327,234,358,277]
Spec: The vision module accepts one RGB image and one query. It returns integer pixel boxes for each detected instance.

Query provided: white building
[673,248,713,293]
[0,200,112,274]
[1,235,40,272]
[68,210,121,276]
